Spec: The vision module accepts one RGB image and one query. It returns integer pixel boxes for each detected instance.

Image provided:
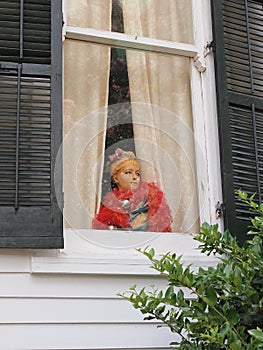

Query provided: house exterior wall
[0,261,175,349]
[0,233,218,350]
[0,1,221,349]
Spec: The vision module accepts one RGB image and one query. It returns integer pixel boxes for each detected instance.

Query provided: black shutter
[211,0,263,243]
[0,0,63,248]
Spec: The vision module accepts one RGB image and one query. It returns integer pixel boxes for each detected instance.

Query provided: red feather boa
[92,181,172,232]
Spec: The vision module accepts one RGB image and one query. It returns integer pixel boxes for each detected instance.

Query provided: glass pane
[63,40,199,233]
[65,0,194,44]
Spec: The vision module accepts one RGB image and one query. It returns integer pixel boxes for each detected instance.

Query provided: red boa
[92,181,172,232]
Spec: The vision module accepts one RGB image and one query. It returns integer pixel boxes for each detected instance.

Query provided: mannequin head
[112,160,141,191]
[109,148,141,191]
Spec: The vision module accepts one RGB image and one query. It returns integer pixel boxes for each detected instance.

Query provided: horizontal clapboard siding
[0,298,148,323]
[0,271,180,350]
[0,238,211,350]
[0,324,175,350]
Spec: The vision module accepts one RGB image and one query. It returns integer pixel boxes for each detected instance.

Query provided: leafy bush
[119,191,263,349]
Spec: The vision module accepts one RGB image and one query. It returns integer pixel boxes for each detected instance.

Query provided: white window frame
[31,0,222,274]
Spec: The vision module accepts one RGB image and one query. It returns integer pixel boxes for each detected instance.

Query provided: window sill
[31,229,218,275]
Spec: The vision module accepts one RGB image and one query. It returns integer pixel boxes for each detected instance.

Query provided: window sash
[65,26,198,58]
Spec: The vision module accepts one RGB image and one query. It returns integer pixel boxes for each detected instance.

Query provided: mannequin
[92,148,172,232]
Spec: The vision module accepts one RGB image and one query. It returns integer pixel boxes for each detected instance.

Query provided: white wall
[0,231,218,350]
[0,272,175,349]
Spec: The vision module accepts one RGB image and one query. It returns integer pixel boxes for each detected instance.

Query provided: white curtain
[63,0,199,232]
[123,0,199,233]
[63,0,112,228]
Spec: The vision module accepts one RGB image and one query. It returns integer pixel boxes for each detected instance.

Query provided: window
[212,0,263,243]
[63,0,205,235]
[0,0,63,248]
[31,0,221,273]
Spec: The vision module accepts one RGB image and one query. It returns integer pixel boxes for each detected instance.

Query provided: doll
[92,148,172,232]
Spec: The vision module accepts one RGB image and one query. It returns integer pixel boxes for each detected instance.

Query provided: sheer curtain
[63,0,112,228]
[123,0,199,233]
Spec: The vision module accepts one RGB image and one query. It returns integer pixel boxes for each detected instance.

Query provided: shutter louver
[212,0,263,243]
[23,1,51,64]
[223,0,263,96]
[0,0,51,64]
[0,0,63,248]
[0,1,20,63]
[229,104,263,219]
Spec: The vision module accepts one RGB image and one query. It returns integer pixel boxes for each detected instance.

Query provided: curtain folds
[63,0,112,228]
[64,0,199,233]
[122,0,199,233]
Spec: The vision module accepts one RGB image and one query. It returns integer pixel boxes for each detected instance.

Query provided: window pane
[63,40,199,233]
[65,0,194,44]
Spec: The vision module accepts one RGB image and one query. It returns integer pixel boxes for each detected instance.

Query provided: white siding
[0,231,218,350]
[0,266,177,349]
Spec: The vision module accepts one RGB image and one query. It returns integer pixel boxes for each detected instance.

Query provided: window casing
[31,0,222,272]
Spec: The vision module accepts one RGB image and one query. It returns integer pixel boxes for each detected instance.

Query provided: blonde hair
[109,148,140,175]
[111,158,140,176]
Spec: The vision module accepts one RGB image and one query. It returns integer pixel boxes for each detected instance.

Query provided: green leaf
[205,286,217,306]
[233,266,242,287]
[228,308,238,325]
[248,328,263,341]
[249,192,257,201]
[236,189,247,200]
[121,194,263,349]
[192,300,206,312]
[147,248,155,259]
[157,290,163,300]
[229,342,242,350]
[177,289,184,302]
[219,321,230,338]
[164,285,174,299]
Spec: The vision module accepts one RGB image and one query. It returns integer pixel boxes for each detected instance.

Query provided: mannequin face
[113,162,141,191]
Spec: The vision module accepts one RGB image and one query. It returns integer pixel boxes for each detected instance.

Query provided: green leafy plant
[119,190,263,349]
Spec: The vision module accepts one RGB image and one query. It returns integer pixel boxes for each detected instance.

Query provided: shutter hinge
[204,40,216,57]
[215,201,224,219]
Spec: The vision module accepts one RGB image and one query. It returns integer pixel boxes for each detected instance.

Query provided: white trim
[66,26,198,58]
[31,255,218,275]
[191,0,207,73]
[31,230,218,275]
[190,0,224,230]
[37,1,223,275]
